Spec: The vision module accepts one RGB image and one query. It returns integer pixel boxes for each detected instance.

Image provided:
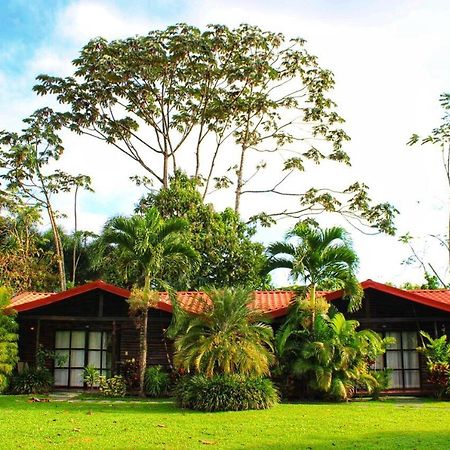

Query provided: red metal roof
[9,279,450,315]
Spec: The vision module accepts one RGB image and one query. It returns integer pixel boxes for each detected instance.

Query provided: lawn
[0,396,449,449]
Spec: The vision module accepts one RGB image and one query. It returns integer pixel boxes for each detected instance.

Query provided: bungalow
[10,279,450,393]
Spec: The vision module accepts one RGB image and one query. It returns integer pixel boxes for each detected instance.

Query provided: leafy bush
[119,358,140,389]
[175,374,279,411]
[83,365,100,390]
[370,369,392,400]
[11,367,53,394]
[417,331,450,398]
[98,375,126,397]
[144,365,171,397]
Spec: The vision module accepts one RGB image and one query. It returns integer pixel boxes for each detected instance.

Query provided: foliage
[144,365,171,397]
[98,375,127,397]
[83,366,100,390]
[417,331,450,398]
[173,287,274,377]
[0,108,92,291]
[0,286,18,393]
[11,367,53,394]
[34,23,396,233]
[276,300,392,401]
[118,358,140,390]
[175,374,279,411]
[267,221,363,312]
[138,172,269,289]
[96,206,198,396]
[369,369,392,400]
[36,344,68,369]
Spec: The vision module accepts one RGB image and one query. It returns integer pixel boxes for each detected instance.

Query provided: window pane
[71,331,85,348]
[390,370,402,389]
[385,331,401,349]
[386,351,402,369]
[71,350,85,367]
[88,351,101,368]
[403,351,419,369]
[70,369,84,387]
[104,333,112,350]
[55,350,69,368]
[404,370,420,388]
[101,369,111,378]
[104,352,112,369]
[89,332,102,350]
[54,369,68,386]
[373,355,385,370]
[55,331,70,349]
[402,332,418,349]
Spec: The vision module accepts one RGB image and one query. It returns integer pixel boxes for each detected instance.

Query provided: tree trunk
[163,152,169,189]
[72,185,79,286]
[138,308,148,397]
[47,203,66,291]
[234,146,247,213]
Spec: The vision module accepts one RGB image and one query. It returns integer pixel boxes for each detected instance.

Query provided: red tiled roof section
[412,289,450,308]
[10,292,53,308]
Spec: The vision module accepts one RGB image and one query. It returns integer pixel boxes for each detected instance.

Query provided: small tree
[173,287,274,377]
[0,286,19,392]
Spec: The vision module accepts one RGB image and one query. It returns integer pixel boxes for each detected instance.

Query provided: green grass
[0,396,449,449]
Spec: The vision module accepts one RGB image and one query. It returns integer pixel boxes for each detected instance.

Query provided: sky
[1,0,449,287]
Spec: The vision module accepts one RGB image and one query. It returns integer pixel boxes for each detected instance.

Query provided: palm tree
[291,312,387,400]
[173,287,274,378]
[266,222,362,316]
[100,207,198,396]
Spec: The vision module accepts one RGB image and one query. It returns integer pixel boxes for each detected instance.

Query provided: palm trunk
[310,283,316,330]
[138,276,150,397]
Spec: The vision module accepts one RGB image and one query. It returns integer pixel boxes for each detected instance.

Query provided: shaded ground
[0,395,449,449]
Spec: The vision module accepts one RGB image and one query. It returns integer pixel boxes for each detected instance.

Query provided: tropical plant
[295,313,389,400]
[83,365,100,391]
[369,369,392,400]
[98,206,198,396]
[0,286,18,393]
[144,365,171,397]
[417,331,450,398]
[11,367,53,394]
[98,375,126,397]
[267,222,363,316]
[175,374,279,412]
[173,287,274,378]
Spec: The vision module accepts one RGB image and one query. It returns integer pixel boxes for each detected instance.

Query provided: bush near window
[98,375,126,397]
[417,331,450,399]
[83,365,100,390]
[144,365,171,397]
[11,367,53,394]
[175,374,279,412]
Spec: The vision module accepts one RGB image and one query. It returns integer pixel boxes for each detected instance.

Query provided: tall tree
[0,108,92,291]
[137,172,269,289]
[266,222,362,320]
[0,286,18,393]
[98,207,197,396]
[407,93,450,285]
[34,24,396,234]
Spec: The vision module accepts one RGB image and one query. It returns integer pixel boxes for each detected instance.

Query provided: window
[382,331,420,389]
[54,330,111,387]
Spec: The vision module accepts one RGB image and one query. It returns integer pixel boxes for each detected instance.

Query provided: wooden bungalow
[10,279,450,393]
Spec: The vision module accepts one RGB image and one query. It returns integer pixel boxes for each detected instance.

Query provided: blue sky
[1,0,449,286]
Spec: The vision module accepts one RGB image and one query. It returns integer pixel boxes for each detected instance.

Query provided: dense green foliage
[173,287,274,377]
[418,331,450,398]
[144,366,171,397]
[0,287,18,392]
[175,374,279,412]
[1,396,450,449]
[98,375,127,397]
[138,172,269,289]
[10,367,53,394]
[83,366,100,391]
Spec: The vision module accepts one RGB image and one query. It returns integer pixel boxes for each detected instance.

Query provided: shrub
[11,367,53,394]
[370,369,392,400]
[175,374,279,411]
[144,365,171,397]
[83,366,100,390]
[98,375,126,397]
[119,358,140,389]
